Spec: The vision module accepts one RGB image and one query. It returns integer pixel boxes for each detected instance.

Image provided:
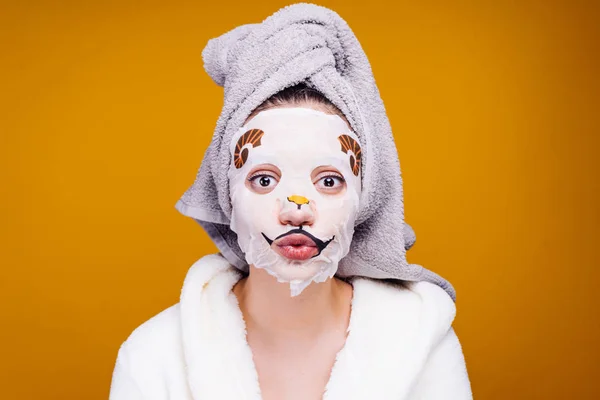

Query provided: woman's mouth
[261,229,335,261]
[272,233,319,260]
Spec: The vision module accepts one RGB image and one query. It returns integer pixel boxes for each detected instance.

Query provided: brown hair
[245,83,349,126]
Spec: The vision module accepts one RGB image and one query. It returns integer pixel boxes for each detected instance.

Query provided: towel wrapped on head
[175,3,456,301]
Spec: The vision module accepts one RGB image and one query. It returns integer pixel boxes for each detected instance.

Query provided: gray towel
[175,3,456,301]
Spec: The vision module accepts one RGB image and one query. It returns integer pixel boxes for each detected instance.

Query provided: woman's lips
[273,233,318,261]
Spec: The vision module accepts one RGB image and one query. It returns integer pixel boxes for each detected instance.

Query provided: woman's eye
[248,173,279,193]
[315,175,345,192]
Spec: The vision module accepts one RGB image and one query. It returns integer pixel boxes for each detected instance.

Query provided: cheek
[313,192,360,229]
[232,189,281,230]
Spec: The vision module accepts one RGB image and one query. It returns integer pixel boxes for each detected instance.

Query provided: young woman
[109,4,472,400]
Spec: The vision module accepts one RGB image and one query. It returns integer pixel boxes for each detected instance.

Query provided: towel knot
[202,4,351,89]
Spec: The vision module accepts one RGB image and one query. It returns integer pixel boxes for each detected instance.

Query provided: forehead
[232,107,356,157]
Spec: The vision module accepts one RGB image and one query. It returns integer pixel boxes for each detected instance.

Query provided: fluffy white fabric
[109,254,472,399]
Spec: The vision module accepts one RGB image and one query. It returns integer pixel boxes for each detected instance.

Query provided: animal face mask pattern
[227,107,362,296]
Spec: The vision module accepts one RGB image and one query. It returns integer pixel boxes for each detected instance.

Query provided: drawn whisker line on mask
[261,229,334,258]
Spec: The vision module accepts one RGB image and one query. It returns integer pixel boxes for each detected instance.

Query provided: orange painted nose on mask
[279,195,314,226]
[287,195,309,207]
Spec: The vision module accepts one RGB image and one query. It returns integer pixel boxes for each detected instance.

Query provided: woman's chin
[271,261,324,282]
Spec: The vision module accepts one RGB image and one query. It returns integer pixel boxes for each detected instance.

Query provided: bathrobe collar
[180,254,456,400]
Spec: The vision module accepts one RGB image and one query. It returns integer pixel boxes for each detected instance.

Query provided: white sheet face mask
[227,107,362,296]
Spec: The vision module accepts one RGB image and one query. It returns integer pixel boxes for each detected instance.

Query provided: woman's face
[228,107,362,296]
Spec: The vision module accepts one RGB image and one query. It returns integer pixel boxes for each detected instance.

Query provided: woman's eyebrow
[311,157,348,169]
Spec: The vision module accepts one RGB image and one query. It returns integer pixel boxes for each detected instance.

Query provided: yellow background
[1,1,598,398]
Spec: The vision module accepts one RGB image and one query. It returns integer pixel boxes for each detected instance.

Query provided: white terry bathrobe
[109,254,472,400]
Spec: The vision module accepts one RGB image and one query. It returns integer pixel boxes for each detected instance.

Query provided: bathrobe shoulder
[109,254,472,400]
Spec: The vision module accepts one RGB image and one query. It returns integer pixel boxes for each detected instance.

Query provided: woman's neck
[232,265,353,342]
